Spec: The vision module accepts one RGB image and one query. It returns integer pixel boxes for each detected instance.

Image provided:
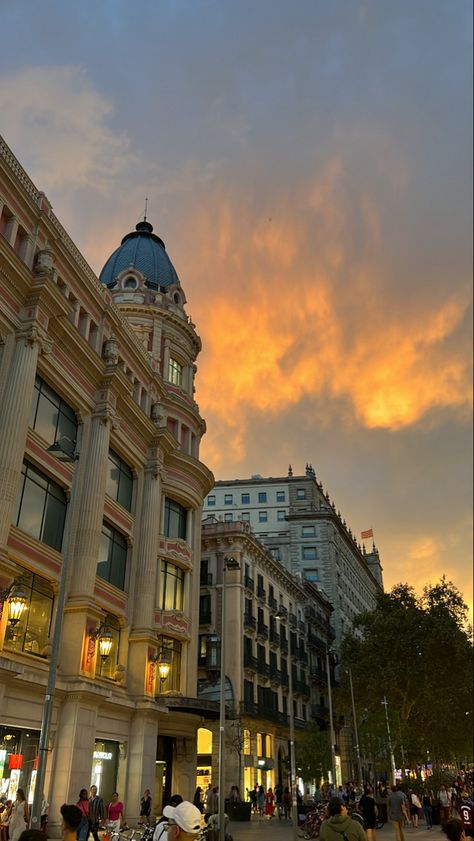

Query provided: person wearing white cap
[163,801,202,841]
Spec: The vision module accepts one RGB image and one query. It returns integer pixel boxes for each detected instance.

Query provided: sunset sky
[1,1,472,613]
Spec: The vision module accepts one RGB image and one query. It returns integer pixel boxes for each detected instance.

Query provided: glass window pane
[106,462,120,499]
[42,491,66,551]
[57,412,77,447]
[117,473,133,510]
[97,530,111,582]
[34,393,59,443]
[23,588,52,655]
[109,534,127,590]
[16,477,45,540]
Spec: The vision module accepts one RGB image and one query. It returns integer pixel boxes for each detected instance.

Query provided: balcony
[269,629,280,647]
[305,605,316,621]
[288,612,297,627]
[256,585,266,601]
[200,572,213,586]
[280,671,289,688]
[311,703,330,719]
[269,668,282,686]
[257,659,270,678]
[280,635,288,653]
[269,594,278,610]
[298,620,306,633]
[298,645,307,663]
[199,612,212,625]
[294,680,311,696]
[276,604,287,618]
[242,700,287,724]
[310,667,328,684]
[244,613,257,630]
[244,575,254,592]
[257,622,268,640]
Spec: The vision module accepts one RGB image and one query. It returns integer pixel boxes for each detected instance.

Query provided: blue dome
[99,220,180,290]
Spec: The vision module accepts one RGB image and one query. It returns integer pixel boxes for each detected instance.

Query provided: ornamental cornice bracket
[15,323,52,355]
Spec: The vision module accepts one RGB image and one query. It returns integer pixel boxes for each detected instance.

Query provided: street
[227,816,443,841]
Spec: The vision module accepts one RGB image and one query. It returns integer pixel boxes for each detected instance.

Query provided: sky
[1,0,472,615]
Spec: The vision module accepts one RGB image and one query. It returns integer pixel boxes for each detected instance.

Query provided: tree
[295,721,332,783]
[338,577,473,769]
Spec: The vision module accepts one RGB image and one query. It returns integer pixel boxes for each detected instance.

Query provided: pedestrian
[1,801,12,841]
[257,786,265,817]
[459,793,473,839]
[264,788,275,819]
[275,784,282,819]
[76,790,90,841]
[248,788,257,814]
[320,796,367,841]
[410,792,421,829]
[9,791,29,841]
[40,795,49,835]
[107,793,126,834]
[154,795,183,841]
[387,783,409,841]
[193,789,203,814]
[422,790,433,830]
[89,786,106,841]
[162,801,202,841]
[438,787,451,829]
[205,788,218,819]
[228,787,240,805]
[282,787,292,821]
[140,790,153,826]
[359,786,378,841]
[443,819,467,841]
[60,805,83,841]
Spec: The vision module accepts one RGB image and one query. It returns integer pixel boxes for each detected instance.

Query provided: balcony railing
[244,652,258,670]
[269,629,280,646]
[298,620,306,633]
[257,659,270,678]
[269,668,282,685]
[280,635,288,652]
[244,613,257,630]
[257,622,268,640]
[268,595,278,610]
[289,612,297,626]
[244,575,254,592]
[310,666,328,683]
[242,700,288,724]
[257,586,266,600]
[312,703,330,719]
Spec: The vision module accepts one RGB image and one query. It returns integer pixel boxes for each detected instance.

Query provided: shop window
[159,561,184,611]
[156,636,181,693]
[92,739,119,796]
[15,462,67,551]
[3,570,53,658]
[106,449,133,511]
[164,498,187,540]
[97,523,128,590]
[30,375,77,446]
[197,728,213,754]
[168,357,183,386]
[243,729,251,754]
[95,616,120,680]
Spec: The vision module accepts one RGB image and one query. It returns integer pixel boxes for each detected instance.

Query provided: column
[162,338,170,380]
[125,710,158,824]
[0,325,49,552]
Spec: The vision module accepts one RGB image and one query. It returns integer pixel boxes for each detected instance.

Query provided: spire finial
[144,196,148,221]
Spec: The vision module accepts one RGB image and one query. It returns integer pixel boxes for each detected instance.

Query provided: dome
[99,220,180,290]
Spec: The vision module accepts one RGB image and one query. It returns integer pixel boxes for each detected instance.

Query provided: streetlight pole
[325,649,337,787]
[347,669,363,786]
[30,438,79,829]
[381,696,397,786]
[218,556,239,841]
[275,610,297,841]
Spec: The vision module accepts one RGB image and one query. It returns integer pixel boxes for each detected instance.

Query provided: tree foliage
[295,721,332,781]
[337,577,473,768]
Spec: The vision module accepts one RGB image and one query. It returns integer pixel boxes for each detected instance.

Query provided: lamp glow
[98,628,113,660]
[8,588,28,626]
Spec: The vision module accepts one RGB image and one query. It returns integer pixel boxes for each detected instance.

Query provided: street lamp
[325,649,337,787]
[30,436,79,830]
[0,580,29,626]
[347,669,363,786]
[218,556,240,841]
[381,696,397,786]
[275,609,297,841]
[153,648,172,688]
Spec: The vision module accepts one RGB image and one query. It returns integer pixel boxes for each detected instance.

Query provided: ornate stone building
[0,135,213,824]
[197,519,336,795]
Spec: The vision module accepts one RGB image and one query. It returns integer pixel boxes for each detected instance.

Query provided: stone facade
[0,135,213,828]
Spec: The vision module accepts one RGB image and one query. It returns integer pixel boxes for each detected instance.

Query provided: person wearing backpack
[320,796,367,841]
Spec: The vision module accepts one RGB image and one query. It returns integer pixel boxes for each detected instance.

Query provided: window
[199,594,212,624]
[95,615,120,680]
[30,376,77,446]
[304,568,319,582]
[244,679,254,705]
[271,548,281,561]
[276,491,285,502]
[241,512,250,522]
[241,493,250,504]
[302,547,317,561]
[157,636,181,692]
[164,498,187,540]
[168,357,183,386]
[258,492,267,503]
[123,276,137,289]
[224,513,233,522]
[296,489,306,500]
[302,525,315,537]
[3,569,53,658]
[258,511,268,523]
[207,495,216,506]
[159,561,184,610]
[243,729,251,754]
[106,449,133,511]
[224,494,233,505]
[15,462,67,551]
[277,510,286,521]
[97,523,128,590]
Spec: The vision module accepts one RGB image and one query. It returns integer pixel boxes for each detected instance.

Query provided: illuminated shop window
[3,570,53,658]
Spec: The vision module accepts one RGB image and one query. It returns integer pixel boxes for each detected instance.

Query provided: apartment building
[203,467,383,650]
[0,135,213,823]
[197,519,336,794]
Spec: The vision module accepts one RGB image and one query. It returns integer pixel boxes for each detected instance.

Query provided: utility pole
[381,696,397,786]
[347,669,363,785]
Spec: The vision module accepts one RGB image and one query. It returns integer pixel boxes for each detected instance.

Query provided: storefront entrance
[90,740,119,799]
[0,726,40,803]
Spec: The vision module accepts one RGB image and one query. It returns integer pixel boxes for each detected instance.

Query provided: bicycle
[298,806,326,839]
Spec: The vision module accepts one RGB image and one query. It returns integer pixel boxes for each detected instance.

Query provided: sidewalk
[227,815,444,841]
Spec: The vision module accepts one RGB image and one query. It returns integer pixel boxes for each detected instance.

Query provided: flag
[361,528,373,540]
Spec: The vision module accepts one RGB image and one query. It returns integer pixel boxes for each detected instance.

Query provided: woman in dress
[9,790,29,841]
[107,792,126,833]
[76,789,90,841]
[264,788,275,819]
